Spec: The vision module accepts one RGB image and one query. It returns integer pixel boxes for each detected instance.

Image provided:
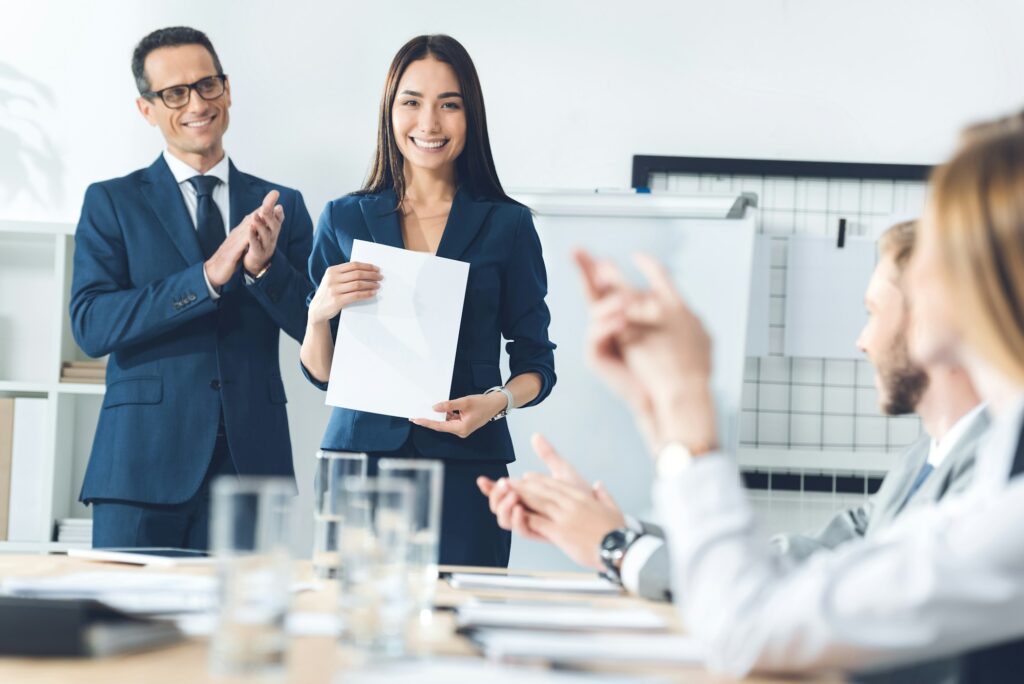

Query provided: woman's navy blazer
[304,187,556,463]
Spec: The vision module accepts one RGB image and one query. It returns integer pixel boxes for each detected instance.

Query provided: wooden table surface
[0,555,844,683]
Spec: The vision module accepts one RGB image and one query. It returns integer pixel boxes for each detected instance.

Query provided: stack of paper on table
[456,603,667,632]
[326,240,469,421]
[0,572,217,614]
[447,572,621,595]
[470,630,706,666]
[344,658,650,683]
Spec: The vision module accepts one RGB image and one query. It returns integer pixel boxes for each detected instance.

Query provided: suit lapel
[228,161,264,230]
[359,189,404,249]
[873,437,931,528]
[139,156,203,265]
[436,187,493,261]
[912,407,990,503]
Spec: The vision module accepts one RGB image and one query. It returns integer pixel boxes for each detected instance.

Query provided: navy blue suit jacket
[70,155,313,504]
[304,187,556,463]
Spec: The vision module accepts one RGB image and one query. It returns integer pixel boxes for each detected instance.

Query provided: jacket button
[210,379,221,390]
[188,293,197,302]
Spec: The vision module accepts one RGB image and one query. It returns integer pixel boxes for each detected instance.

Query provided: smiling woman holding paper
[299,34,556,567]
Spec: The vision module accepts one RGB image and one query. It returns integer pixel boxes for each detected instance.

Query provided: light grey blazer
[628,408,990,603]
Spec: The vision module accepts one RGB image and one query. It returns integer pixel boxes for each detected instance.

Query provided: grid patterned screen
[644,164,930,535]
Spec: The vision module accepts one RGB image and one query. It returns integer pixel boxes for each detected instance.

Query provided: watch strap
[484,386,514,421]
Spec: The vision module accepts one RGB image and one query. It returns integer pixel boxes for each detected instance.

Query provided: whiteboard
[503,190,757,570]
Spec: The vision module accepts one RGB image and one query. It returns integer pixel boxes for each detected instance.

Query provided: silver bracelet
[484,385,515,421]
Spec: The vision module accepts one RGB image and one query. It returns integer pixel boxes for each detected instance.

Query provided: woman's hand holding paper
[410,392,509,438]
[307,262,382,324]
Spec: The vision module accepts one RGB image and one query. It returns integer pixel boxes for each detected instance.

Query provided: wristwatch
[483,385,515,421]
[599,527,640,585]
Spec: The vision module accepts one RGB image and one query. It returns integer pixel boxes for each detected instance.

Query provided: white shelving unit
[0,219,98,552]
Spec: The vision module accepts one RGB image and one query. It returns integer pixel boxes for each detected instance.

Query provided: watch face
[601,529,627,553]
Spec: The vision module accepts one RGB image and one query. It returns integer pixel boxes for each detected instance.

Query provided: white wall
[3,0,1024,568]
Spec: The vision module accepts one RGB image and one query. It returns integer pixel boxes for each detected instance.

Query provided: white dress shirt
[928,402,988,468]
[162,150,231,300]
[653,393,1024,676]
[620,402,990,598]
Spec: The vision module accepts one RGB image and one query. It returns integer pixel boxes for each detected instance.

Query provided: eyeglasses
[142,74,228,109]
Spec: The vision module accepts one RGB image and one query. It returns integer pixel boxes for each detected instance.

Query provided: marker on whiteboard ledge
[595,187,652,194]
[837,218,847,249]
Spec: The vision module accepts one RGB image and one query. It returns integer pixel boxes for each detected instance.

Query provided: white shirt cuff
[203,266,221,301]
[244,273,255,286]
[620,534,664,596]
[623,514,645,535]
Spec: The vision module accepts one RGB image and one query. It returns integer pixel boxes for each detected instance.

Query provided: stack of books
[55,518,92,546]
[60,361,106,384]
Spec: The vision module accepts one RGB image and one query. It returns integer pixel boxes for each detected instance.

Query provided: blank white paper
[473,629,706,666]
[447,573,621,595]
[783,235,876,359]
[326,240,469,421]
[344,658,646,683]
[456,603,667,631]
[0,571,216,613]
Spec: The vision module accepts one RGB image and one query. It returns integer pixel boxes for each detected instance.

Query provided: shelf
[0,541,89,554]
[57,382,106,395]
[0,380,51,395]
[0,219,75,236]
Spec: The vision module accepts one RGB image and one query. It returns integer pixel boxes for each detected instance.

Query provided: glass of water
[376,458,443,616]
[313,450,368,579]
[337,478,413,659]
[209,476,294,678]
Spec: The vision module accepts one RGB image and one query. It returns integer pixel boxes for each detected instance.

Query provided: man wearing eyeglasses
[69,26,313,549]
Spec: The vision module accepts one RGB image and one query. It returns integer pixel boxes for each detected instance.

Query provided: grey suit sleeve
[625,497,875,597]
[620,532,674,602]
[771,504,871,564]
[626,508,872,600]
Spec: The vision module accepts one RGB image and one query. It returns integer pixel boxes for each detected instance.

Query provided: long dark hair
[359,34,516,206]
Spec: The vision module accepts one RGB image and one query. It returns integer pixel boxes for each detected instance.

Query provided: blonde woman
[509,120,1024,680]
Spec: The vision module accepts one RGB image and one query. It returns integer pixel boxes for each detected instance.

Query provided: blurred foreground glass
[313,450,368,579]
[210,476,293,678]
[337,478,413,659]
[376,458,443,615]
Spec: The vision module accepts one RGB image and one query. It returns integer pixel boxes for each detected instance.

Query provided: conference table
[0,555,845,683]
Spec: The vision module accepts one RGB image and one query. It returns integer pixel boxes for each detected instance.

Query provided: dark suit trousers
[90,433,236,550]
[368,441,511,568]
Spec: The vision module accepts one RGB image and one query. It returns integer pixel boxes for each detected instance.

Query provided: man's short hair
[132,26,223,95]
[878,220,917,273]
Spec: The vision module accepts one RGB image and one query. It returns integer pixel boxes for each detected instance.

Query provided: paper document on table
[344,658,648,683]
[0,572,216,614]
[447,573,621,595]
[0,572,314,616]
[456,602,667,631]
[326,240,469,421]
[471,629,705,666]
